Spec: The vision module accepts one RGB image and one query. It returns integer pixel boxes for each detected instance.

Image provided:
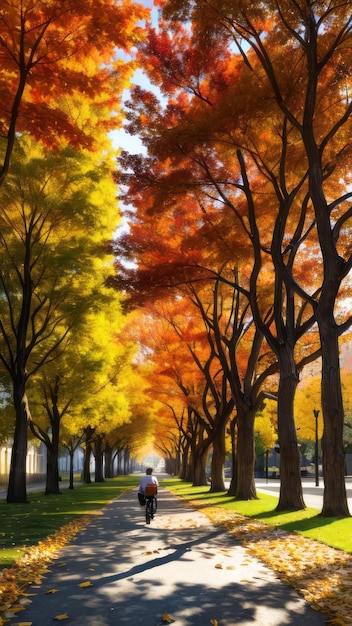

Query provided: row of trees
[0,0,155,503]
[114,0,352,517]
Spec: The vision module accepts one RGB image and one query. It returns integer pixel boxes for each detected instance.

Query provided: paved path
[6,486,328,626]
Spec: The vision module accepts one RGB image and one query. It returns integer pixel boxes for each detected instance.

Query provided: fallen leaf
[54,614,69,621]
[78,581,92,588]
[45,589,59,595]
[210,620,219,626]
[5,606,25,613]
[214,563,223,569]
[161,611,175,623]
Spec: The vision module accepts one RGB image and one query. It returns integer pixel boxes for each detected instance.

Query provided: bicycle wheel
[146,498,151,524]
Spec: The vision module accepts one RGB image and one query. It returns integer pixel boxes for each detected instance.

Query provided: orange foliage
[0,0,148,183]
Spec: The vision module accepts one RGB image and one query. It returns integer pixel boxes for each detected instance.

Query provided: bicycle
[144,483,157,524]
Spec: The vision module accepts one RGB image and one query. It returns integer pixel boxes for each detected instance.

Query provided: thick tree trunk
[82,427,94,484]
[7,384,29,503]
[317,313,350,516]
[227,418,237,496]
[94,436,104,482]
[210,421,226,492]
[193,446,208,486]
[45,447,60,495]
[123,448,130,474]
[277,345,305,511]
[180,440,191,480]
[301,38,350,516]
[45,418,60,495]
[104,444,113,478]
[236,409,257,500]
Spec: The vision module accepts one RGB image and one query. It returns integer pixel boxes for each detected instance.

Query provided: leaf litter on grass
[192,503,352,624]
[0,515,91,622]
[1,497,351,624]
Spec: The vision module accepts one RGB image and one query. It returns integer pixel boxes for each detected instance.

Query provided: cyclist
[138,467,159,506]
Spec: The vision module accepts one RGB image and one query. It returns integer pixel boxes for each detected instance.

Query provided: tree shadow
[9,488,329,626]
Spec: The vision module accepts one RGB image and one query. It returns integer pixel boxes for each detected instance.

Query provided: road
[254,476,352,510]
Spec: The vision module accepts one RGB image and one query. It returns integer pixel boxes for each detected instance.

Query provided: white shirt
[138,474,158,494]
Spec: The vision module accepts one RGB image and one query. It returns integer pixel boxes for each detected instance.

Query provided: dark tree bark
[193,445,208,486]
[301,14,351,516]
[83,426,94,483]
[210,419,226,492]
[227,417,238,497]
[7,385,29,503]
[316,306,349,516]
[94,435,104,482]
[235,409,257,500]
[68,448,74,489]
[104,443,114,478]
[276,345,305,510]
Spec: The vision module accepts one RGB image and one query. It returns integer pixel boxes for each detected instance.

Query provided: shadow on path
[6,488,329,626]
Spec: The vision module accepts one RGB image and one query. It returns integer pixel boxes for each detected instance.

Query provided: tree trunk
[236,408,257,500]
[123,448,130,474]
[82,427,93,484]
[117,451,122,475]
[300,11,350,518]
[45,446,61,495]
[45,417,60,495]
[227,417,237,496]
[317,312,350,516]
[277,345,305,511]
[179,440,191,480]
[193,446,208,486]
[210,421,226,492]
[94,436,104,482]
[104,444,113,478]
[69,448,74,489]
[7,384,29,503]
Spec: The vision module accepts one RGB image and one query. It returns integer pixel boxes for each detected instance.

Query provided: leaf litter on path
[1,499,351,624]
[191,503,352,625]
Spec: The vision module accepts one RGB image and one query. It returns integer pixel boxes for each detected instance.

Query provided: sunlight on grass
[161,478,352,553]
[0,476,140,569]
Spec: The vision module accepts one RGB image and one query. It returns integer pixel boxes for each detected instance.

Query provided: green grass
[0,476,140,569]
[1,475,350,571]
[162,478,352,554]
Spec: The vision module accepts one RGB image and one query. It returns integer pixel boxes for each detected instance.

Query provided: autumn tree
[0,137,122,502]
[118,0,352,516]
[124,303,218,486]
[0,0,148,186]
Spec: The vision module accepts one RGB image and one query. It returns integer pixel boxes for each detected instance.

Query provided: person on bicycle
[138,467,158,506]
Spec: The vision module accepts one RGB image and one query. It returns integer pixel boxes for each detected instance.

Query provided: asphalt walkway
[5,486,328,626]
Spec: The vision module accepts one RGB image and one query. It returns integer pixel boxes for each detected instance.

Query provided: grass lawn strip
[0,514,92,622]
[163,479,352,623]
[1,476,351,624]
[195,504,352,624]
[0,476,140,623]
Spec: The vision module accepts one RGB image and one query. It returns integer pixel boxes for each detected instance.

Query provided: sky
[110,1,159,156]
